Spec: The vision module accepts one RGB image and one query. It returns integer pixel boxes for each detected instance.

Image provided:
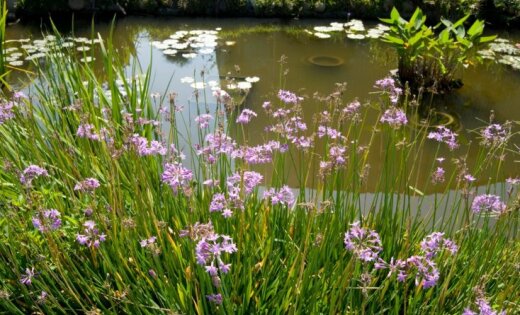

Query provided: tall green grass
[0,28,519,314]
[0,0,8,86]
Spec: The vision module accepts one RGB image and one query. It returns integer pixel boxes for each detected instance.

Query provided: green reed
[0,29,519,315]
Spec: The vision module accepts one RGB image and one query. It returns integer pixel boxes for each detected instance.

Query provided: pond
[5,17,520,193]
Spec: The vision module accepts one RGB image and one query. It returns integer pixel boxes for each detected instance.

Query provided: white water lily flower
[314,26,335,32]
[375,24,390,31]
[154,42,170,50]
[189,30,205,35]
[225,41,236,46]
[77,46,91,52]
[182,53,197,59]
[199,48,214,54]
[5,47,19,53]
[245,76,260,83]
[9,60,24,66]
[171,43,189,50]
[74,37,88,43]
[80,57,95,63]
[190,42,205,49]
[347,34,366,40]
[180,76,194,84]
[61,42,74,48]
[33,39,47,46]
[190,82,206,89]
[163,49,177,55]
[25,53,46,61]
[350,25,365,32]
[314,32,331,39]
[215,27,222,31]
[163,39,178,45]
[237,81,252,89]
[227,83,237,90]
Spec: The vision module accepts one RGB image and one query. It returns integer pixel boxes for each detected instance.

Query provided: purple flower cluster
[130,134,167,156]
[20,267,36,286]
[277,89,303,104]
[380,107,408,128]
[140,236,157,248]
[161,162,193,193]
[74,178,100,192]
[471,194,506,214]
[463,297,506,315]
[317,125,342,139]
[427,126,459,150]
[320,145,347,175]
[374,232,458,289]
[263,185,295,207]
[236,109,257,124]
[431,167,445,184]
[420,232,458,259]
[344,221,382,262]
[195,233,237,287]
[264,111,314,150]
[374,77,402,104]
[76,220,106,248]
[197,132,237,163]
[481,123,510,147]
[235,141,287,165]
[76,124,100,141]
[206,293,223,305]
[32,209,62,232]
[209,171,263,218]
[212,89,231,103]
[210,193,231,217]
[243,171,263,194]
[20,165,49,186]
[195,114,213,129]
[0,101,15,124]
[342,100,361,120]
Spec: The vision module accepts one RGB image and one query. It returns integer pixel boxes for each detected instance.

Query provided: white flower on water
[245,76,260,83]
[314,32,331,39]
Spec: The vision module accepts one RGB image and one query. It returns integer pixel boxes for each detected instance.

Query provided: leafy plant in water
[380,7,496,98]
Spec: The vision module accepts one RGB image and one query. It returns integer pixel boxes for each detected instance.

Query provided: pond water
[4,17,520,193]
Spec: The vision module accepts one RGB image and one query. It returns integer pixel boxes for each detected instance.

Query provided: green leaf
[467,20,484,37]
[382,35,405,45]
[479,35,497,43]
[390,7,400,21]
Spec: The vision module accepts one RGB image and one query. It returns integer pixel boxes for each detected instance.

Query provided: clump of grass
[0,27,519,314]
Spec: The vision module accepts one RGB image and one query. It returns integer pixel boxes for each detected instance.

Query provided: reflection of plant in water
[381,7,496,97]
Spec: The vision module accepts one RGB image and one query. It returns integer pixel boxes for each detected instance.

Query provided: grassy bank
[13,0,520,27]
[0,26,519,314]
